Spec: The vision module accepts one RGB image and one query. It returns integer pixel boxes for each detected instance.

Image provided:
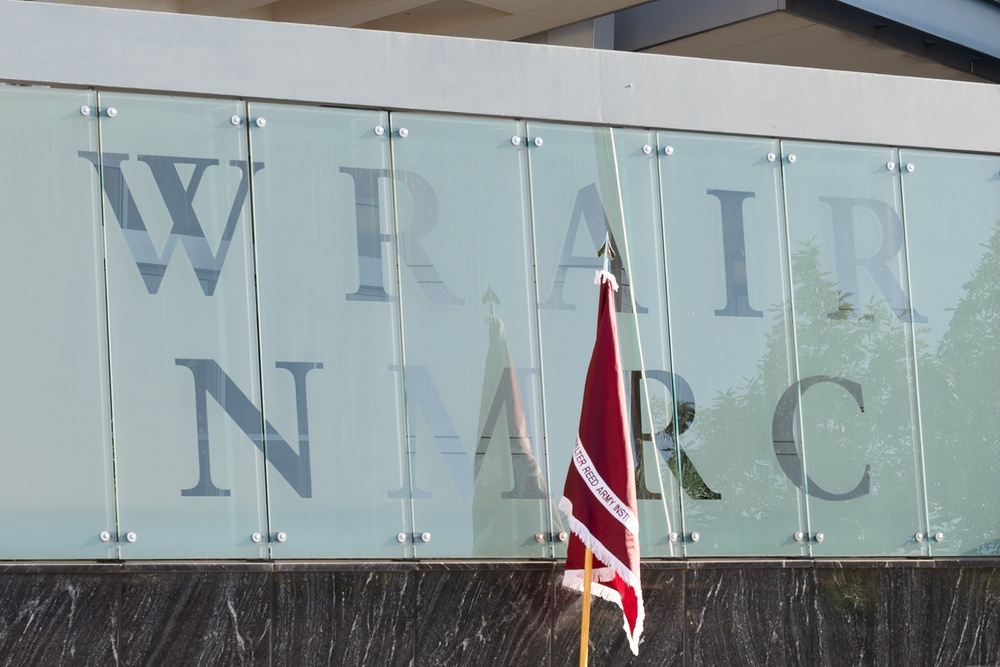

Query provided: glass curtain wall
[3,83,1000,559]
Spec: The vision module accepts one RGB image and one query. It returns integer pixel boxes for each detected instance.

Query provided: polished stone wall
[1,560,999,666]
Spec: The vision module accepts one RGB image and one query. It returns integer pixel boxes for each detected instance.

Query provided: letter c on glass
[772,375,870,501]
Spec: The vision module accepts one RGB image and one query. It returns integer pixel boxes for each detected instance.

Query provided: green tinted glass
[658,132,803,556]
[249,103,411,558]
[0,87,116,558]
[100,93,267,558]
[782,141,924,556]
[390,113,548,557]
[900,149,1000,556]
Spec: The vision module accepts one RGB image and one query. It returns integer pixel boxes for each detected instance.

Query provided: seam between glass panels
[518,120,556,560]
[94,89,123,561]
[654,131,686,558]
[387,112,417,560]
[777,139,812,557]
[523,120,560,560]
[244,99,272,560]
[896,147,933,557]
[608,127,676,551]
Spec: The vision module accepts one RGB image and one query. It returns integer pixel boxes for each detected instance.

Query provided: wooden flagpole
[579,548,593,666]
[579,237,605,667]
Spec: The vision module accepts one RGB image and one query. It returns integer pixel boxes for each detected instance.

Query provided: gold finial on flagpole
[597,231,615,275]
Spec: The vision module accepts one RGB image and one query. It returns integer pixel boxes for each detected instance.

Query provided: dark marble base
[2,560,1000,666]
[686,564,812,666]
[0,571,118,666]
[273,568,415,667]
[120,568,271,666]
[415,564,553,666]
[552,565,684,666]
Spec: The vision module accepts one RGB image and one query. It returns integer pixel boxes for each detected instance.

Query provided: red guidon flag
[560,269,644,655]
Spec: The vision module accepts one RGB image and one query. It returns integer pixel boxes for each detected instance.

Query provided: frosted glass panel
[0,87,116,558]
[249,103,411,558]
[612,129,683,557]
[527,122,680,558]
[99,93,267,558]
[782,141,924,556]
[390,113,548,557]
[658,133,802,556]
[901,149,1000,555]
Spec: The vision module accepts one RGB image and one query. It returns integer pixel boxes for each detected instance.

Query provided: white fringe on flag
[559,496,645,655]
[594,270,619,291]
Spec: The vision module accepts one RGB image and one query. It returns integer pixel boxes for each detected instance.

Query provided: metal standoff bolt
[906,163,915,173]
[80,106,92,117]
[396,532,408,544]
[276,531,287,543]
[533,137,544,147]
[787,154,797,163]
[251,532,262,544]
[887,161,896,171]
[106,107,118,118]
[642,144,652,155]
[814,532,825,543]
[767,152,776,162]
[398,127,409,138]
[668,532,679,543]
[915,532,925,543]
[558,531,568,543]
[510,136,522,146]
[663,146,674,156]
[230,115,242,126]
[374,125,385,136]
[794,531,804,543]
[99,531,112,543]
[126,531,137,543]
[255,117,266,128]
[934,532,944,542]
[690,532,701,543]
[535,532,546,543]
[420,532,431,543]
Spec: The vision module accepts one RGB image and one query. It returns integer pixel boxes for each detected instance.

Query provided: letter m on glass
[80,153,264,295]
